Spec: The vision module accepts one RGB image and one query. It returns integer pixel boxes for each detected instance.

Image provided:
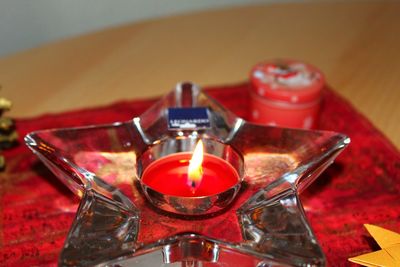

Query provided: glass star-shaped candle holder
[25,83,349,266]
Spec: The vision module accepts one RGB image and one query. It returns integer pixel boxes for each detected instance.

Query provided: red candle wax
[141,152,239,197]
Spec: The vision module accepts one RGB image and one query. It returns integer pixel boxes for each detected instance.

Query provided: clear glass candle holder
[25,82,349,266]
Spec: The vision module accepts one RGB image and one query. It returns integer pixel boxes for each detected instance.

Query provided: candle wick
[190,180,199,194]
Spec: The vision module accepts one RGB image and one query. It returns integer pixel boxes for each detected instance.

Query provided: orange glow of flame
[188,140,204,190]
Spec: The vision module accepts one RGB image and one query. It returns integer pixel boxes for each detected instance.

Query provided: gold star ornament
[349,224,400,267]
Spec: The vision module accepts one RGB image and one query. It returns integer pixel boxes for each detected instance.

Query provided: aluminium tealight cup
[137,137,244,216]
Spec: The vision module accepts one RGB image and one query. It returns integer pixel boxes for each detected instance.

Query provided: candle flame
[188,140,204,190]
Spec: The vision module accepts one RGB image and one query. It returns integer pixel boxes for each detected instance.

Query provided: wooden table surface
[0,1,399,148]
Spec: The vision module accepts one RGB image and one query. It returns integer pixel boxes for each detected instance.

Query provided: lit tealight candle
[141,140,240,198]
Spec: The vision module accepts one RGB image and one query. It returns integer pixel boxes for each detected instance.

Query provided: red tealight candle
[141,140,240,197]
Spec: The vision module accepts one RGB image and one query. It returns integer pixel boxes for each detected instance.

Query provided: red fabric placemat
[1,83,399,266]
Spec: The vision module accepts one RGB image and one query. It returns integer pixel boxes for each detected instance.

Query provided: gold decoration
[0,97,12,111]
[0,97,18,170]
[349,224,400,267]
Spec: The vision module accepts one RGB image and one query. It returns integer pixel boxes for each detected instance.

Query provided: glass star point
[25,82,349,266]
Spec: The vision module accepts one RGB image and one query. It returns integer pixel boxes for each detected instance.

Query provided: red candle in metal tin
[250,59,325,129]
[141,140,240,197]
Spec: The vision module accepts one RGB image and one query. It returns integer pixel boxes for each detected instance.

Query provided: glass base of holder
[25,82,349,266]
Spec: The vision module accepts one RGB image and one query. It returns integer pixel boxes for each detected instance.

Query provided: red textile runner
[1,83,399,266]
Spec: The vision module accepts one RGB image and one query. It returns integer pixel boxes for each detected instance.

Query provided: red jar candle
[249,59,325,129]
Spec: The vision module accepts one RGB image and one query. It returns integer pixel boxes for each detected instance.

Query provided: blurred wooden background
[0,1,399,148]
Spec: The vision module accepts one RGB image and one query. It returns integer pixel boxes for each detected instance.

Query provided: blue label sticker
[168,107,210,130]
